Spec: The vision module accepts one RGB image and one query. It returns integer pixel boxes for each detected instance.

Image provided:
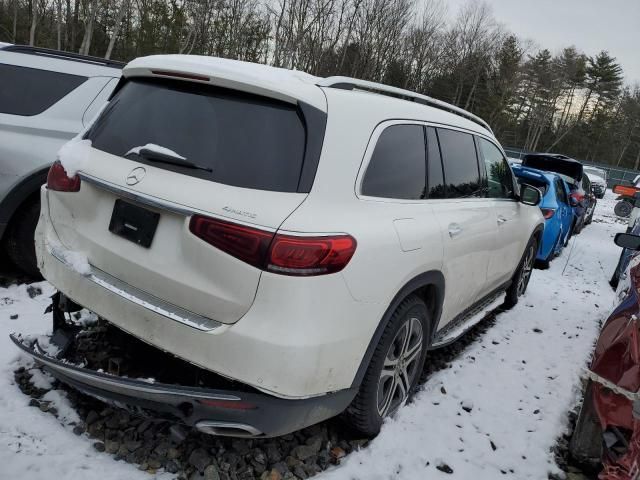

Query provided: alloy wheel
[377,316,424,417]
[517,245,535,296]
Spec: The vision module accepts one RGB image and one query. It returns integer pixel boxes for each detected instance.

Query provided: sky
[444,0,640,84]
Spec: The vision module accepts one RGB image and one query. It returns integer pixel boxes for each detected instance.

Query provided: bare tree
[105,0,127,59]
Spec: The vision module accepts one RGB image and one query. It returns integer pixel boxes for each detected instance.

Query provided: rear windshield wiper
[126,147,212,173]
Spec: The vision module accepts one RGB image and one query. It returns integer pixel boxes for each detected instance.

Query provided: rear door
[477,137,523,287]
[555,178,573,240]
[48,77,324,324]
[431,127,496,326]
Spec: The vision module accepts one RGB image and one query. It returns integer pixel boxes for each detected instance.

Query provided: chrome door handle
[497,215,508,225]
[448,223,463,238]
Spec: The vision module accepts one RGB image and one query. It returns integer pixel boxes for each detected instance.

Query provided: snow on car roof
[124,55,327,111]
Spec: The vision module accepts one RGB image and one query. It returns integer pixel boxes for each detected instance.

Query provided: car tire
[504,236,538,308]
[569,381,602,467]
[4,199,41,278]
[345,294,430,436]
[614,200,633,218]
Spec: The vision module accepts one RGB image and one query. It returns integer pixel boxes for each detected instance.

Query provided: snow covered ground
[0,191,627,480]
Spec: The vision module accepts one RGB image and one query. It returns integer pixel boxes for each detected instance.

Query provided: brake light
[540,208,556,219]
[189,215,273,269]
[189,215,357,276]
[570,192,584,203]
[47,161,80,192]
[267,234,357,276]
[151,70,210,82]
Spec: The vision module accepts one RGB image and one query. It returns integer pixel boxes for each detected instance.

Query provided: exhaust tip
[195,421,262,438]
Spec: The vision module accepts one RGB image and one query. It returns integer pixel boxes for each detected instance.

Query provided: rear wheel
[4,199,41,278]
[504,237,537,308]
[345,294,430,436]
[614,200,633,218]
[569,381,602,467]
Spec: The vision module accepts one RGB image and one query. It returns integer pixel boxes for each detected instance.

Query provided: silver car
[0,45,122,275]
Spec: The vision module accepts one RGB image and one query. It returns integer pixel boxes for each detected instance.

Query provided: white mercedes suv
[14,55,544,438]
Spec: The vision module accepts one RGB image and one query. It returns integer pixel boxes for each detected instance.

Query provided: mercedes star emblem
[126,166,146,186]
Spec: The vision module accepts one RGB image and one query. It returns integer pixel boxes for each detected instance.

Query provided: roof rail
[317,76,493,134]
[2,45,125,69]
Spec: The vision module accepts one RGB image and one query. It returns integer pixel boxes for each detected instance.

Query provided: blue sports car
[513,165,575,267]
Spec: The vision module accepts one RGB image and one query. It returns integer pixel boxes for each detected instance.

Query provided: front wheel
[345,295,430,436]
[504,237,538,308]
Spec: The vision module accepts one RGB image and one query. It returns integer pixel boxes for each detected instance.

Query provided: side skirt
[429,286,508,350]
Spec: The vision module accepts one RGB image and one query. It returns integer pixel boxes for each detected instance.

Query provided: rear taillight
[540,208,556,219]
[189,215,357,276]
[570,192,584,203]
[267,234,357,276]
[47,161,80,192]
[189,215,273,270]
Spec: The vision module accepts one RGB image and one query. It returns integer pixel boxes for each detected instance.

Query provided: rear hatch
[522,154,583,185]
[48,74,326,324]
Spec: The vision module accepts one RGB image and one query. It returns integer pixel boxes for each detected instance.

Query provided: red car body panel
[591,260,640,479]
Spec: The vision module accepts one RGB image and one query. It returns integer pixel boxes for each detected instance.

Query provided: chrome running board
[430,291,506,349]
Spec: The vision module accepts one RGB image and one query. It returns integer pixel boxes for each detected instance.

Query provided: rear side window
[437,129,481,198]
[0,64,87,116]
[361,125,426,200]
[88,78,307,193]
[477,137,515,199]
[555,179,568,204]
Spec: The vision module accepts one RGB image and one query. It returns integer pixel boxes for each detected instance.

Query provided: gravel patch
[12,307,503,479]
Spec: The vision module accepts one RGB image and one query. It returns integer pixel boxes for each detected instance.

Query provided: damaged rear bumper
[10,334,355,438]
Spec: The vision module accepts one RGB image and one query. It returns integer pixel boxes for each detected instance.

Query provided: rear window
[88,78,307,193]
[0,64,87,116]
[516,177,548,195]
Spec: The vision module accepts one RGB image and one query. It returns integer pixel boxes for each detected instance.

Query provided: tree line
[1,0,639,169]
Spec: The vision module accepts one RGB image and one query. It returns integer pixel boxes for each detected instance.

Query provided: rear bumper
[36,186,382,399]
[10,333,355,437]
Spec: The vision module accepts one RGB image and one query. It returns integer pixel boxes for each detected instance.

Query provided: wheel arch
[0,166,49,240]
[350,270,445,389]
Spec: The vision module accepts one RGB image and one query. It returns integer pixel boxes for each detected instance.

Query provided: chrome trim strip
[195,421,262,437]
[49,245,222,332]
[78,173,278,232]
[79,173,194,216]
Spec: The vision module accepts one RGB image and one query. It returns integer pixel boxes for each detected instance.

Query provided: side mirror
[614,232,640,251]
[519,183,542,206]
[569,196,579,207]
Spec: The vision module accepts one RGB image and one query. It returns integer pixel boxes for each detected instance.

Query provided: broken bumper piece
[10,333,354,438]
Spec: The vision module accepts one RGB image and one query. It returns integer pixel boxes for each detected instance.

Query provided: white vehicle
[585,171,607,199]
[15,55,544,437]
[0,45,122,276]
[583,165,608,184]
